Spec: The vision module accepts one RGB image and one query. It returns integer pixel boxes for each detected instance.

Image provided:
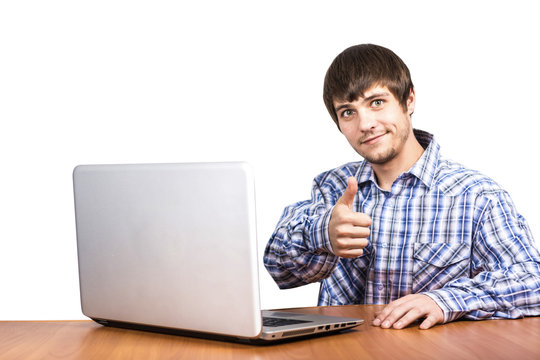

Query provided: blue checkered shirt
[264,129,540,323]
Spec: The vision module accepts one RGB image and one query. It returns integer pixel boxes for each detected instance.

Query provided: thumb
[337,177,358,209]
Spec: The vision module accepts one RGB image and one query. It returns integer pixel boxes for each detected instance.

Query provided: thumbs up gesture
[328,177,372,258]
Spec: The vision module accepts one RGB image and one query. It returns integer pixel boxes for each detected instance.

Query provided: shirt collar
[355,129,440,189]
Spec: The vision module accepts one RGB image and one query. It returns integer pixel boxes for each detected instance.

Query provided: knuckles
[334,224,351,237]
[334,238,349,249]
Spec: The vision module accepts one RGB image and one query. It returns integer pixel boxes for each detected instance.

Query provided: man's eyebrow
[362,91,391,103]
[335,103,351,113]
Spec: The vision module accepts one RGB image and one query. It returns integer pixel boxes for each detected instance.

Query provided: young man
[263,44,540,329]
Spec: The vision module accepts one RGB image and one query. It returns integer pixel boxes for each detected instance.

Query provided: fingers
[372,298,412,329]
[419,315,440,330]
[372,294,444,330]
[330,217,371,257]
[333,238,369,258]
[385,307,423,329]
[333,219,371,238]
[338,248,365,258]
[329,177,372,258]
[340,211,372,228]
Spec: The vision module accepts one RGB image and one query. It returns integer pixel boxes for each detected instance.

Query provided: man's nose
[356,109,377,132]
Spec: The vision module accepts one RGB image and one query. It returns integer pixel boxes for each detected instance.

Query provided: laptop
[72,162,363,343]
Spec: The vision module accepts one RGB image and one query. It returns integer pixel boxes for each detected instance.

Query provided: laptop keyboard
[262,317,312,327]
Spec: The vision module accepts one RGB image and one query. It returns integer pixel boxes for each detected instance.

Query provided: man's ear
[407,87,416,116]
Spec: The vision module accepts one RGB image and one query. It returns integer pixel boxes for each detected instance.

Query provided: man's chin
[360,149,398,165]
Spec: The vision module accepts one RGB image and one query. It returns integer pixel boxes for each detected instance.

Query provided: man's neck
[372,134,425,192]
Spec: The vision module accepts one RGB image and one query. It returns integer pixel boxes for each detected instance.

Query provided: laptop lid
[73,162,262,338]
[74,161,363,342]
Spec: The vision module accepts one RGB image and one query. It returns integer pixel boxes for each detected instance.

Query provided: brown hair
[323,44,414,129]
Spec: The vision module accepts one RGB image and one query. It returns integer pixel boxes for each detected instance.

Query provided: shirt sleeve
[263,178,341,289]
[423,191,540,323]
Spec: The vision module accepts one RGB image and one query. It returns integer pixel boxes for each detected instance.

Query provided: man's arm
[263,179,339,289]
[374,191,540,329]
[264,175,371,289]
[422,191,540,323]
[426,192,540,322]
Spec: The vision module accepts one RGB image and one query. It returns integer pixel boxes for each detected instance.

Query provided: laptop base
[91,317,362,345]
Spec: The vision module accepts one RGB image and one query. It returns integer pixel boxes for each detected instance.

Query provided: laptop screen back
[73,162,262,338]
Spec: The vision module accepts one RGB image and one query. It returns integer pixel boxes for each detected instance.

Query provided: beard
[357,122,411,165]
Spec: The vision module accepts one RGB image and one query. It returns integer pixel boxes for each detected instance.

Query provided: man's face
[334,85,415,165]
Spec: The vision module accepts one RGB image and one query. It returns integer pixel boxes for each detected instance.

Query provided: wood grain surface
[2,305,539,360]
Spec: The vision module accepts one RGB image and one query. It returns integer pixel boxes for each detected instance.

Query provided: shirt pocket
[412,242,471,293]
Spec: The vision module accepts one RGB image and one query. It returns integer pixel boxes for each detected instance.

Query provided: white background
[1,1,539,320]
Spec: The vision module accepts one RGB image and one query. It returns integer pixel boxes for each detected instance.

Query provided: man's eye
[372,99,384,107]
[342,109,353,117]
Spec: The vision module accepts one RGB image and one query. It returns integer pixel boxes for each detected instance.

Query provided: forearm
[264,206,339,288]
[423,261,540,323]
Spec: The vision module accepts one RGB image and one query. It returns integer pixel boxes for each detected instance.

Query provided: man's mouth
[361,133,387,145]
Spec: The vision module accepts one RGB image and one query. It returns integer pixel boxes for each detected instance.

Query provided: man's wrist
[310,206,337,254]
[421,289,469,323]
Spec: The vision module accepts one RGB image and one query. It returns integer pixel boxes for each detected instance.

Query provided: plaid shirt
[264,129,540,323]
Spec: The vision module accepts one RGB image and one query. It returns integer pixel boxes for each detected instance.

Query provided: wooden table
[2,305,540,359]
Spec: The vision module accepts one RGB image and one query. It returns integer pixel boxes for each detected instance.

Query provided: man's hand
[329,177,372,258]
[372,294,444,330]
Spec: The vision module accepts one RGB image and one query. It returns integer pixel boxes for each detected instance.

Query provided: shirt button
[381,242,388,248]
[377,284,384,291]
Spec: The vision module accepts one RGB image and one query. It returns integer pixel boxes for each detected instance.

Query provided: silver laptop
[73,162,363,343]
